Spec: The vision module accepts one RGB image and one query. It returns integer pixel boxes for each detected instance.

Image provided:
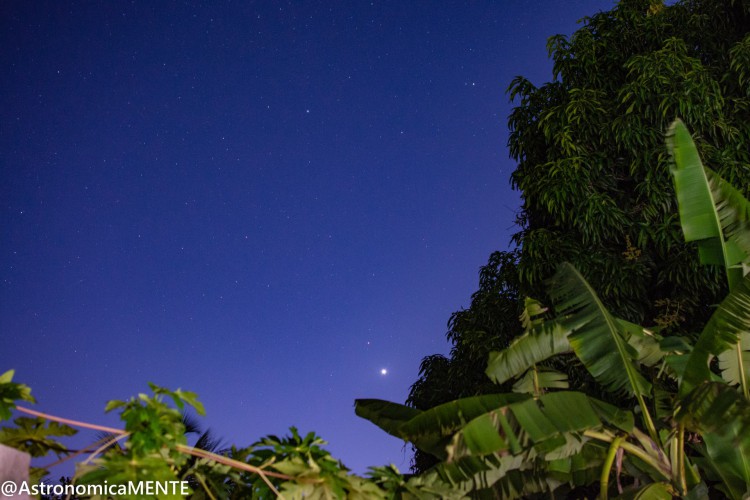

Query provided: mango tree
[356,120,750,499]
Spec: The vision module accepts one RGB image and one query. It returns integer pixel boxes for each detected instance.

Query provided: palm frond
[181,411,202,435]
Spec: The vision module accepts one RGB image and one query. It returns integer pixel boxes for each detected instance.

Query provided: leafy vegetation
[3,118,748,499]
[0,371,453,499]
[410,0,750,473]
[357,120,750,498]
[3,1,750,497]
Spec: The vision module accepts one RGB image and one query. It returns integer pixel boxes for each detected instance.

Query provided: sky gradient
[1,0,615,474]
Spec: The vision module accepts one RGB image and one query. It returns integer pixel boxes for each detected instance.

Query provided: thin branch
[176,445,288,498]
[175,445,292,481]
[16,405,294,498]
[15,406,125,435]
[43,433,123,469]
[82,432,130,465]
[193,473,218,500]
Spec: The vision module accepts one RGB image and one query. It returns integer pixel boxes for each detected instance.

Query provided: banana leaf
[445,391,601,463]
[435,437,606,497]
[718,331,750,387]
[486,298,571,385]
[667,119,750,290]
[512,368,569,394]
[547,263,652,399]
[693,422,750,500]
[354,393,528,459]
[676,382,750,452]
[678,273,750,397]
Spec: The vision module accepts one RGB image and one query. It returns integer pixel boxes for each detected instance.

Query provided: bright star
[380,368,388,375]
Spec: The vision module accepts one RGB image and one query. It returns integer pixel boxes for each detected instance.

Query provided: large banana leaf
[620,319,664,367]
[588,398,635,433]
[419,395,641,496]
[547,263,652,399]
[436,453,602,500]
[678,272,750,397]
[445,391,601,463]
[352,399,422,437]
[667,119,750,289]
[486,299,662,391]
[354,393,528,459]
[436,440,605,496]
[486,298,571,385]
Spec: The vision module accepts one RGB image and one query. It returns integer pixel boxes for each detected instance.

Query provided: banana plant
[667,119,750,400]
[355,119,750,499]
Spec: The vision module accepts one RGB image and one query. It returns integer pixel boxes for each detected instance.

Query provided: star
[380,368,388,375]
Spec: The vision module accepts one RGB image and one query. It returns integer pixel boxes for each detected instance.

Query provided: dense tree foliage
[510,0,750,327]
[408,0,750,472]
[358,121,750,498]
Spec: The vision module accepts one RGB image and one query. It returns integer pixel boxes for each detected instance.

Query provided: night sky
[1,1,615,474]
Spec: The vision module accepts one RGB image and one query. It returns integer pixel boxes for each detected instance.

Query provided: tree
[509,0,750,329]
[357,120,750,498]
[408,0,750,471]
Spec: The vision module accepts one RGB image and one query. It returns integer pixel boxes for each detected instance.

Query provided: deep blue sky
[1,1,615,474]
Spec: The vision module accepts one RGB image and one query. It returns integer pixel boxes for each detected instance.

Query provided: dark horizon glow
[1,1,616,474]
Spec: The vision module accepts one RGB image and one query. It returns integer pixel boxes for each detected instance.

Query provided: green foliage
[231,428,385,499]
[0,369,34,420]
[76,384,207,498]
[485,298,570,387]
[105,383,203,456]
[409,0,750,474]
[509,0,750,329]
[668,119,750,289]
[549,263,653,400]
[358,120,750,498]
[366,464,469,499]
[0,375,466,499]
[0,417,76,457]
[356,394,528,460]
